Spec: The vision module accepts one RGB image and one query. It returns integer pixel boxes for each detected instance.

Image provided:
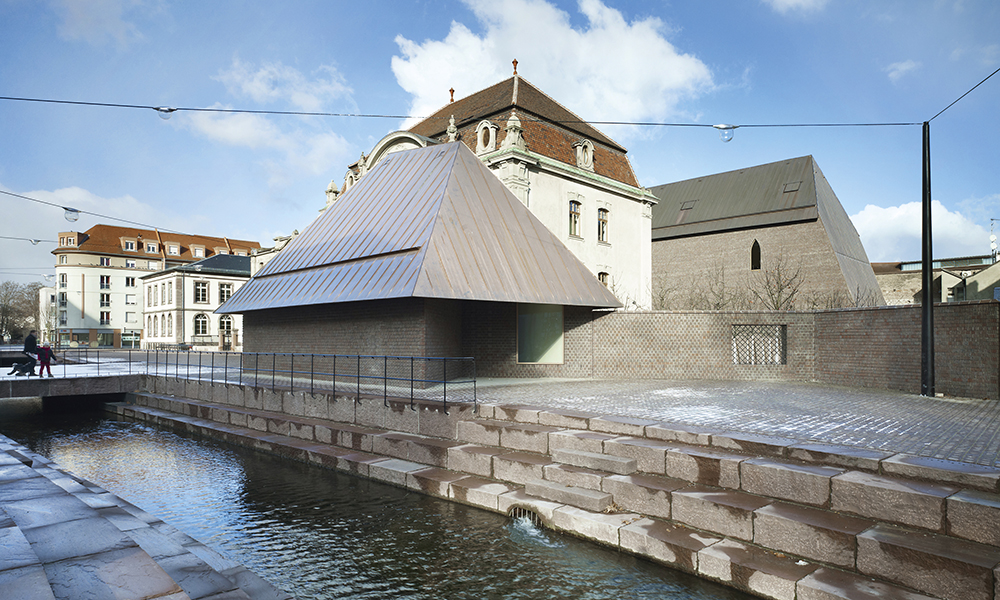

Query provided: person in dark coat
[21,330,38,376]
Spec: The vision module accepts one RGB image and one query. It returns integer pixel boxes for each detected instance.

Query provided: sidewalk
[475,378,1000,468]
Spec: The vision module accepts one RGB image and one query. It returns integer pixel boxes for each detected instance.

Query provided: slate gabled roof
[219,142,621,313]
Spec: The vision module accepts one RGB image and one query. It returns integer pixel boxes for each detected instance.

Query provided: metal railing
[17,348,476,409]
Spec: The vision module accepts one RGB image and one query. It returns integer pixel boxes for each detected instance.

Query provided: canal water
[0,407,753,600]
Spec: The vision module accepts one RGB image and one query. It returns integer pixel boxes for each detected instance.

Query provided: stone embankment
[0,432,291,600]
[118,377,1000,600]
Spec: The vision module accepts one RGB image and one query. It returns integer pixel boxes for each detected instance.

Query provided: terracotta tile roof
[408,76,639,187]
[54,224,259,262]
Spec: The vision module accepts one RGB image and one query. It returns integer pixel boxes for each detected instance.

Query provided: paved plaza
[476,378,1000,468]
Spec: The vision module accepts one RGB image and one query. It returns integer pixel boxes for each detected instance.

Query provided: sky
[1,0,998,284]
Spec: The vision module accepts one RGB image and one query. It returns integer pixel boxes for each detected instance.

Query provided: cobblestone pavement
[475,379,1000,468]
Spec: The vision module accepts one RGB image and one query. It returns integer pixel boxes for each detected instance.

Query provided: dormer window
[146,242,158,253]
[167,244,180,256]
[475,120,499,154]
[214,247,229,255]
[123,239,136,252]
[573,139,595,171]
[192,246,204,258]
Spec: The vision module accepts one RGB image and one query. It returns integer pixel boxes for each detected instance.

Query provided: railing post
[310,354,314,396]
[356,355,360,404]
[332,354,336,396]
[271,353,276,392]
[211,351,215,385]
[290,354,295,393]
[410,357,414,410]
[384,356,388,407]
[198,351,203,382]
[443,359,447,412]
[254,353,259,388]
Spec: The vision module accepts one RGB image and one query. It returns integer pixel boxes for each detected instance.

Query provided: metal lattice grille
[732,325,787,365]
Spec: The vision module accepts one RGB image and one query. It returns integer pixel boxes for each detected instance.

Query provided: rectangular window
[66,237,75,246]
[123,240,135,251]
[192,247,204,258]
[168,283,173,303]
[100,275,111,289]
[597,208,609,243]
[146,242,158,253]
[125,277,136,287]
[148,261,160,270]
[517,304,564,364]
[58,292,67,307]
[125,259,136,268]
[126,312,137,324]
[59,255,68,264]
[219,283,233,303]
[194,281,208,303]
[59,273,67,288]
[569,200,581,237]
[59,311,67,325]
[100,311,111,325]
[732,325,787,365]
[59,237,65,246]
[168,245,179,256]
[100,257,111,266]
[100,293,111,308]
[125,294,136,305]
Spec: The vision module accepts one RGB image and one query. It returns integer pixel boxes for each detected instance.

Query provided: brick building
[648,156,884,310]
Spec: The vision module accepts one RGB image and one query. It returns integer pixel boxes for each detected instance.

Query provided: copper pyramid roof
[219,142,621,313]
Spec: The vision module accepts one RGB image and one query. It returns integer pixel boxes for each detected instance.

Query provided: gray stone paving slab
[21,516,138,563]
[44,546,185,600]
[476,379,1000,467]
[3,494,98,529]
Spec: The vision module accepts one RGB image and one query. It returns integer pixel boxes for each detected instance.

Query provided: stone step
[857,524,1000,600]
[455,419,560,454]
[493,452,554,485]
[602,473,686,520]
[543,463,605,491]
[831,470,959,532]
[698,538,819,600]
[665,444,747,488]
[524,479,613,513]
[671,484,771,541]
[798,567,942,600]
[603,436,677,474]
[881,453,1000,493]
[752,501,873,568]
[551,448,636,474]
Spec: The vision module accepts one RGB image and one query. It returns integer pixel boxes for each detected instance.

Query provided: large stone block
[710,432,798,457]
[672,485,771,541]
[417,400,473,440]
[788,443,890,473]
[353,396,386,429]
[371,433,417,461]
[526,479,612,513]
[368,458,426,488]
[493,405,542,423]
[551,505,636,547]
[446,445,500,478]
[407,437,461,468]
[538,408,600,429]
[698,538,817,600]
[602,474,684,520]
[544,464,605,491]
[798,567,940,600]
[753,502,872,568]
[547,430,616,454]
[831,471,957,531]
[499,423,560,454]
[947,489,1000,546]
[741,458,844,507]
[455,420,502,447]
[645,423,719,446]
[603,437,676,474]
[665,446,744,488]
[589,416,658,437]
[551,448,636,475]
[449,477,519,511]
[857,525,1000,600]
[882,454,1000,493]
[620,518,719,573]
[493,452,552,485]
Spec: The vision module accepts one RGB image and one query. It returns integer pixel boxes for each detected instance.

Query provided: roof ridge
[514,75,625,151]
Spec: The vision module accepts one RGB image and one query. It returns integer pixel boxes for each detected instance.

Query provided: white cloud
[48,0,151,47]
[851,201,990,262]
[391,0,713,138]
[885,60,921,83]
[185,60,356,187]
[215,58,352,112]
[761,0,830,14]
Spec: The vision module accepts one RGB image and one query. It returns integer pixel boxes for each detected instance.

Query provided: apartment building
[51,224,259,348]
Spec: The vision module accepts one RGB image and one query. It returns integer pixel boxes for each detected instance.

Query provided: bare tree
[746,253,805,311]
[0,281,43,342]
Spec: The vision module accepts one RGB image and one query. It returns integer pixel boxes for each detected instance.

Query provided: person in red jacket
[37,344,57,377]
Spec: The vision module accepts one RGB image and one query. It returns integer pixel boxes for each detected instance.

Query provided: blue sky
[2,0,998,284]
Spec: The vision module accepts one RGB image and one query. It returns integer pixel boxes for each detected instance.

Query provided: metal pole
[310,354,314,396]
[921,121,935,397]
[384,356,388,406]
[290,354,295,393]
[356,355,360,403]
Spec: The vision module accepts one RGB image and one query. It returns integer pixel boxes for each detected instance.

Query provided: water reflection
[1,410,752,600]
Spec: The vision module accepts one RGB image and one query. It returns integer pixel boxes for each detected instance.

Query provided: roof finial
[449,87,454,103]
[512,58,518,75]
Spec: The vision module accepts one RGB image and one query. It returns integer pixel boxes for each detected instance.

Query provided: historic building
[50,225,258,348]
[323,66,656,308]
[649,156,884,309]
[142,254,252,350]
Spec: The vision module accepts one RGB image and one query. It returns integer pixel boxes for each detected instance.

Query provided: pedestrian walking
[37,344,57,377]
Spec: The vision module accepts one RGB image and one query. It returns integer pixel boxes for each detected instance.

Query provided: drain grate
[508,506,543,527]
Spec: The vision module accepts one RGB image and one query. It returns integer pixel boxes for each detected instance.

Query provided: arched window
[569,200,582,237]
[751,240,761,271]
[194,314,209,336]
[598,272,609,287]
[597,208,609,242]
[219,315,233,335]
[167,314,173,337]
[147,316,152,335]
[153,315,159,337]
